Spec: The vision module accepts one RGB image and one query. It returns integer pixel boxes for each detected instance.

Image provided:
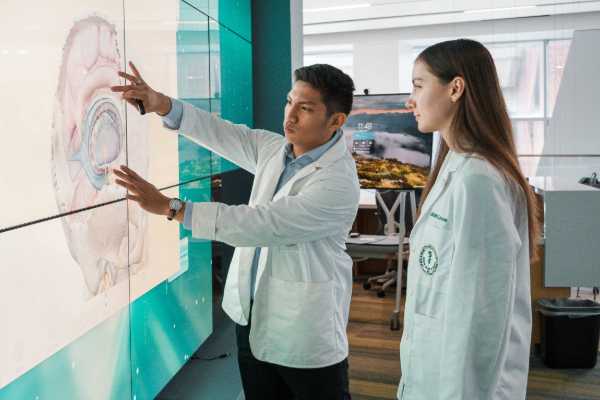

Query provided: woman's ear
[451,77,466,102]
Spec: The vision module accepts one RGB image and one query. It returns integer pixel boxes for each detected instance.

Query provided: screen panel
[209,18,253,174]
[123,0,180,191]
[0,202,130,388]
[343,94,433,189]
[177,0,212,183]
[0,0,127,230]
[127,3,214,398]
[130,179,212,400]
[0,308,131,400]
[181,0,209,15]
[208,0,252,42]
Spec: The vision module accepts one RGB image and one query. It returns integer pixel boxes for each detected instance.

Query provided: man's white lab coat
[398,150,532,399]
[171,101,360,368]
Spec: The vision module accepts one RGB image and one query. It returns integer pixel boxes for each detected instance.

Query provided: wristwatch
[167,198,183,221]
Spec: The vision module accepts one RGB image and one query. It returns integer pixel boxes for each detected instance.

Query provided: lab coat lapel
[254,150,287,205]
[272,131,347,202]
[272,163,317,201]
[235,145,286,323]
[414,151,466,229]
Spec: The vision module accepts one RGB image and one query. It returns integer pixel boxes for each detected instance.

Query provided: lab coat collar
[414,151,468,228]
[315,129,346,169]
[447,150,466,173]
[284,129,340,164]
[272,130,347,202]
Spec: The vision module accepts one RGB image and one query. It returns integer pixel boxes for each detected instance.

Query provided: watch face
[169,198,182,211]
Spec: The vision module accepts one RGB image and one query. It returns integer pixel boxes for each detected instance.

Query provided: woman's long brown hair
[415,39,541,262]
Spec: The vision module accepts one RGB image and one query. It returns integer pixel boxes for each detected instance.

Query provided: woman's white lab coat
[398,150,532,400]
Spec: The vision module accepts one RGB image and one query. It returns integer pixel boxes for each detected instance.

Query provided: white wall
[353,42,399,94]
[290,0,304,77]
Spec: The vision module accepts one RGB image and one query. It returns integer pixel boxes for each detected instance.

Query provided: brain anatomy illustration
[51,14,149,301]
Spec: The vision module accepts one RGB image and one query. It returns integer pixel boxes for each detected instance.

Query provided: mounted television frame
[342,93,433,189]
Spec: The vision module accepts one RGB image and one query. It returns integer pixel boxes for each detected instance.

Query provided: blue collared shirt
[159,97,342,299]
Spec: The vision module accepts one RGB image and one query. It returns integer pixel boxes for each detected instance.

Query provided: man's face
[283,81,334,152]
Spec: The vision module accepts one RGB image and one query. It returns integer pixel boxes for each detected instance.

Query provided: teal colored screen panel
[179,134,211,183]
[209,19,253,174]
[0,308,131,400]
[128,3,215,399]
[181,0,209,15]
[130,181,212,400]
[208,0,252,42]
[178,1,212,183]
[178,178,213,285]
[214,16,252,127]
[129,243,212,400]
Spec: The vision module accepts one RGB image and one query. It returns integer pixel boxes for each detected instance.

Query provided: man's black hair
[293,64,355,116]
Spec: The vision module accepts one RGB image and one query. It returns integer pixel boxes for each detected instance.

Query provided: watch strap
[167,209,177,221]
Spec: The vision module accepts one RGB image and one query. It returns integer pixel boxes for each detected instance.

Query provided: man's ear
[450,77,466,102]
[329,112,347,132]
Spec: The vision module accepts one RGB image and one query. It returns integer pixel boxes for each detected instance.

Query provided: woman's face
[406,60,457,144]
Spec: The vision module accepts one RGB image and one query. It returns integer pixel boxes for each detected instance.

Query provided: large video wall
[0,0,251,399]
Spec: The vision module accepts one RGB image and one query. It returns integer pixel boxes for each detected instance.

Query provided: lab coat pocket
[414,284,447,322]
[270,243,308,282]
[267,278,336,366]
[407,313,443,399]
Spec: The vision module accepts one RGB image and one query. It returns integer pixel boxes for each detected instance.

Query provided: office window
[547,40,571,117]
[488,41,545,119]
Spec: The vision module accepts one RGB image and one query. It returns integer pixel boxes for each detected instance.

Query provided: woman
[398,39,541,400]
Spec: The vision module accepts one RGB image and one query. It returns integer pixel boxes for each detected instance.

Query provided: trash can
[537,298,600,368]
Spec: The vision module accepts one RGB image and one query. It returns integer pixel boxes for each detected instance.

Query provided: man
[111,61,359,400]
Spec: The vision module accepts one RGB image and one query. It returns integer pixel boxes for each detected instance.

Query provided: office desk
[358,189,377,210]
[529,176,600,287]
[345,235,409,257]
[346,234,410,330]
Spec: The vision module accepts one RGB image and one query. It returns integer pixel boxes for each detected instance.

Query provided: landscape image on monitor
[342,94,433,189]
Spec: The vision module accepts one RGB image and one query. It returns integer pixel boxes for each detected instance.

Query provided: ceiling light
[304,4,371,13]
[465,5,536,13]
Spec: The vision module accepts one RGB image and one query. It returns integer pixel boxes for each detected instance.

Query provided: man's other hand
[111,61,172,115]
[114,165,171,216]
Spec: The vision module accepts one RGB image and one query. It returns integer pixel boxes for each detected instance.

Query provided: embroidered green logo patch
[419,244,439,276]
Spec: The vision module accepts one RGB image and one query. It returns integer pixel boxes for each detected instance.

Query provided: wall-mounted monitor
[342,94,433,189]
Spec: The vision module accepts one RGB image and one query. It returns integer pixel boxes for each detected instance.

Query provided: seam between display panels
[180,0,252,44]
[0,177,212,234]
[208,7,213,176]
[122,0,134,398]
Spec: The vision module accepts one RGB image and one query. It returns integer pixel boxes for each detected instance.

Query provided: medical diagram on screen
[50,14,149,301]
